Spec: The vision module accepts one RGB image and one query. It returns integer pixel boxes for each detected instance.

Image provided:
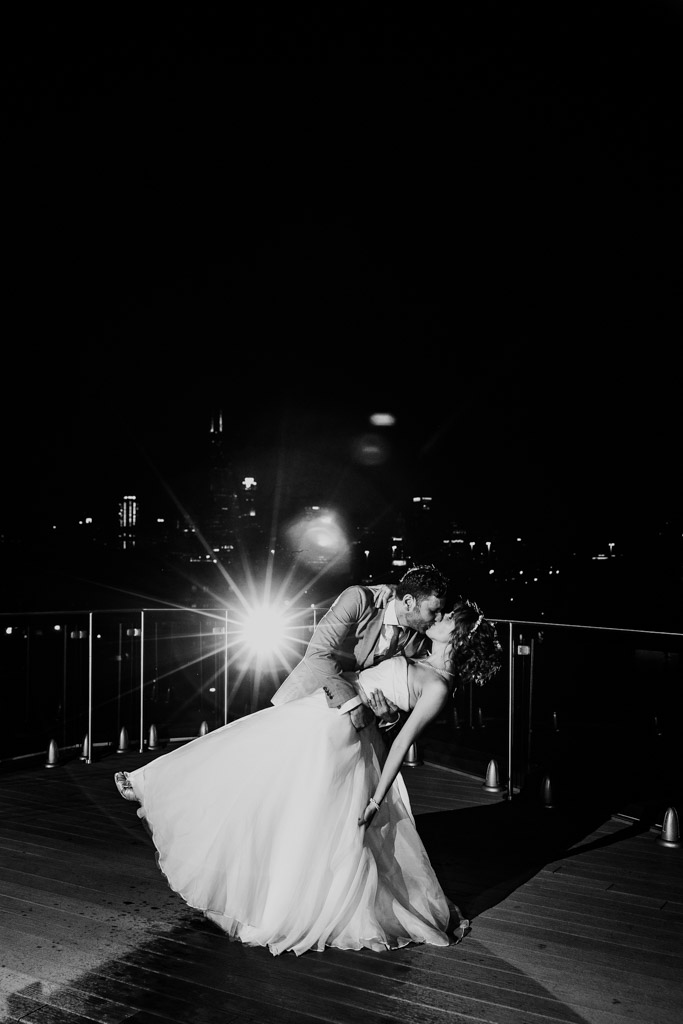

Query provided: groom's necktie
[375,623,401,664]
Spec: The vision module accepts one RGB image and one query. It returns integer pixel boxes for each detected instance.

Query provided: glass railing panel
[1,607,680,828]
[419,618,682,824]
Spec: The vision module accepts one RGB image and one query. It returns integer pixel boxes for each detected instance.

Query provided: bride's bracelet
[368,796,381,812]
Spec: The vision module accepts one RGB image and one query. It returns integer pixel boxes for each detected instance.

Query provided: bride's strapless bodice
[343,655,422,713]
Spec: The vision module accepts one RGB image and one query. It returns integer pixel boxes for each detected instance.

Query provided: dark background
[3,3,682,555]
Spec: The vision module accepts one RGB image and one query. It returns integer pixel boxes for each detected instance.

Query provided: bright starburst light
[230,599,309,678]
[238,602,290,659]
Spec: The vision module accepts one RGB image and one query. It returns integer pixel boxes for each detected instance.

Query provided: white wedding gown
[123,656,464,956]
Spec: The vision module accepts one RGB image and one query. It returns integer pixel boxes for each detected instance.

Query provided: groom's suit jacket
[270,585,428,708]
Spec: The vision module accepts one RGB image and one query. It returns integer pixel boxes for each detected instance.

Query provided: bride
[114,596,501,956]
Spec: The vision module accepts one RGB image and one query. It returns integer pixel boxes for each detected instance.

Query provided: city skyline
[6,387,679,546]
[2,408,680,636]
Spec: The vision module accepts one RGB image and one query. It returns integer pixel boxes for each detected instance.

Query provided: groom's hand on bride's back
[350,704,375,731]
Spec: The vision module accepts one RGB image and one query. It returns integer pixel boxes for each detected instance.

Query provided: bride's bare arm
[358,677,448,827]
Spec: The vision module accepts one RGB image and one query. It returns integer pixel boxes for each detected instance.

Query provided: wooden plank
[547,843,683,883]
[0,816,138,846]
[0,819,146,850]
[0,968,133,1024]
[481,904,683,954]
[0,846,162,895]
[0,872,184,929]
[1,993,103,1024]
[511,874,683,916]
[541,862,683,904]
[0,886,187,936]
[491,886,683,936]
[471,915,683,976]
[513,870,674,910]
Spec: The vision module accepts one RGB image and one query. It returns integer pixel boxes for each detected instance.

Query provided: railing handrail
[490,617,683,639]
[3,605,681,640]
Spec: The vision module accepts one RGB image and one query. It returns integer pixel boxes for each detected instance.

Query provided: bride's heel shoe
[114,771,138,801]
[451,918,470,944]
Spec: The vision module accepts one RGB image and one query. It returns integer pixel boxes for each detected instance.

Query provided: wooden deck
[1,748,682,1024]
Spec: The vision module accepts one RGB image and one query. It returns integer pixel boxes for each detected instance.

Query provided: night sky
[4,4,682,543]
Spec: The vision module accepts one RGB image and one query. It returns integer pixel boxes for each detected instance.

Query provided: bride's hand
[358,797,380,828]
[366,689,399,722]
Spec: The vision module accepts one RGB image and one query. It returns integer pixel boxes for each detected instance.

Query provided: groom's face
[399,593,446,634]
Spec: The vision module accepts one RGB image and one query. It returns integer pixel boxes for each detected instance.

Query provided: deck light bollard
[79,734,89,762]
[148,724,159,750]
[117,726,129,753]
[198,720,210,736]
[483,759,505,793]
[402,743,422,767]
[44,739,60,768]
[541,774,554,810]
[656,807,681,849]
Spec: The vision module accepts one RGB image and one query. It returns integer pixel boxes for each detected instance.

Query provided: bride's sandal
[451,918,471,944]
[114,771,138,802]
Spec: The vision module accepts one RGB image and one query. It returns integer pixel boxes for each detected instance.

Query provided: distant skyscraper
[205,410,240,555]
[118,495,138,549]
[203,411,265,562]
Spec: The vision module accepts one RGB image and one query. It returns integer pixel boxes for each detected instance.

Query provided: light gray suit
[271,585,428,709]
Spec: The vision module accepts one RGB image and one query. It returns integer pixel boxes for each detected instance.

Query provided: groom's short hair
[395,565,449,603]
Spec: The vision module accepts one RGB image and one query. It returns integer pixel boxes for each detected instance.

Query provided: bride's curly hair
[446,597,503,689]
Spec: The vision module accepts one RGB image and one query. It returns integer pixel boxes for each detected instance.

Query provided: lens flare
[238,602,290,661]
[352,432,389,466]
[284,508,350,572]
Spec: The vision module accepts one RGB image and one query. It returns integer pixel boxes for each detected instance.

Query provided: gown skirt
[125,689,460,956]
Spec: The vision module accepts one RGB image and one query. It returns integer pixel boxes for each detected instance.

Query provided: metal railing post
[138,610,145,753]
[116,622,122,735]
[526,634,536,775]
[86,611,93,763]
[223,607,229,725]
[61,623,68,749]
[507,621,514,800]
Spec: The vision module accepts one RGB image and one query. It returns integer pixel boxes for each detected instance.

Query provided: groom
[271,565,449,730]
